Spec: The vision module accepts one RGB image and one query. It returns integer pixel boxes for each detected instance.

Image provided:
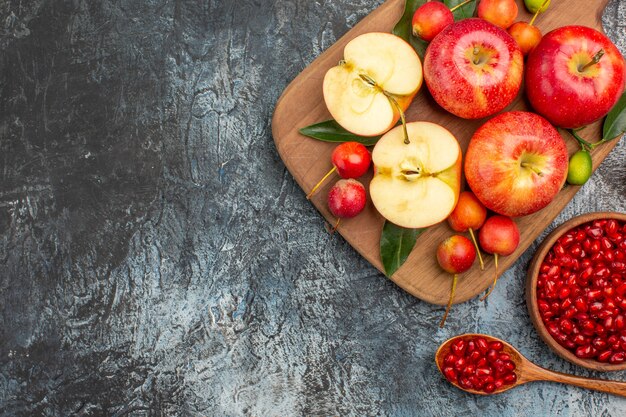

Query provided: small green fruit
[567,150,592,185]
[524,0,550,14]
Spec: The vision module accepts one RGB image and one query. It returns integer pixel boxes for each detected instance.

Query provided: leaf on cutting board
[380,221,425,277]
[603,91,626,141]
[392,0,429,59]
[299,120,381,146]
[444,0,476,21]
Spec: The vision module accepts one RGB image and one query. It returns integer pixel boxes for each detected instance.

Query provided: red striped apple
[526,25,626,129]
[323,32,423,137]
[423,19,523,119]
[464,111,568,217]
[370,122,461,228]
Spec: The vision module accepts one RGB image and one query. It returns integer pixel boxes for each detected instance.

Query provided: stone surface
[0,0,625,415]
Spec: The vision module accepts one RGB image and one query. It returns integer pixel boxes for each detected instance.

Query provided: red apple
[412,1,454,42]
[423,18,524,119]
[477,0,518,29]
[464,111,569,217]
[526,25,626,129]
[508,22,542,56]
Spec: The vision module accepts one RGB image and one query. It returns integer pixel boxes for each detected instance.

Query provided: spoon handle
[530,366,626,397]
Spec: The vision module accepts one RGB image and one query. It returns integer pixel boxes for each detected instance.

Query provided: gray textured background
[0,0,625,416]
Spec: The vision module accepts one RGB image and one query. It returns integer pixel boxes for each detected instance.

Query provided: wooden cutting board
[272,0,617,305]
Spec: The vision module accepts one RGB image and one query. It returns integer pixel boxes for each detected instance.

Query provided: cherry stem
[481,254,499,301]
[450,0,474,13]
[529,0,550,26]
[468,228,485,270]
[440,273,458,328]
[306,166,337,199]
[520,162,544,176]
[580,49,605,72]
[329,218,341,234]
[359,73,410,145]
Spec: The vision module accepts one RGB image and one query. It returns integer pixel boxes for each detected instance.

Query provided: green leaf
[444,0,476,21]
[392,0,429,59]
[299,120,380,146]
[603,91,626,141]
[380,221,425,277]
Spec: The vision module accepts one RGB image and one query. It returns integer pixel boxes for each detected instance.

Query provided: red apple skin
[477,0,518,30]
[424,19,524,119]
[437,235,476,275]
[327,179,366,219]
[508,22,542,56]
[526,25,626,129]
[448,191,487,232]
[412,1,454,42]
[478,216,520,256]
[464,111,569,217]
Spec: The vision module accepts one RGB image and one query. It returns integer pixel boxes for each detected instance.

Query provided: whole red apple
[526,25,626,129]
[477,0,518,30]
[464,111,569,217]
[423,18,523,119]
[412,1,454,42]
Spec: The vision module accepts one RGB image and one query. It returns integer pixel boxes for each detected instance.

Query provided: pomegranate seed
[463,364,476,376]
[609,352,625,364]
[452,340,466,356]
[484,383,496,393]
[467,340,476,353]
[494,379,504,389]
[503,373,517,384]
[443,366,457,381]
[560,234,575,247]
[597,350,612,362]
[476,338,489,354]
[587,227,603,239]
[444,353,457,365]
[607,220,619,236]
[468,350,481,363]
[476,367,492,377]
[454,357,466,371]
[575,345,593,358]
[476,358,488,368]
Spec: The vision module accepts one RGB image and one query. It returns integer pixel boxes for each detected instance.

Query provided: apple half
[323,32,423,137]
[370,122,462,229]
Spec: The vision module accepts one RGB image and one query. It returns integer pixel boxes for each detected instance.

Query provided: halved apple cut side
[370,122,462,229]
[322,32,423,137]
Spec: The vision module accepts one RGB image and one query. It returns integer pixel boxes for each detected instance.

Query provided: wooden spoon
[435,334,626,397]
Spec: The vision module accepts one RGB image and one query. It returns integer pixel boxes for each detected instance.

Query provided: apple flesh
[525,25,626,129]
[370,122,461,229]
[464,111,568,217]
[423,18,523,119]
[323,32,423,137]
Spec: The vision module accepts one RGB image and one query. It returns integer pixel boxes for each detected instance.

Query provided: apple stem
[480,253,499,301]
[450,0,474,13]
[529,0,550,26]
[439,273,458,328]
[390,95,410,145]
[468,228,485,270]
[580,49,605,72]
[306,166,337,199]
[520,162,544,176]
[359,73,410,144]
